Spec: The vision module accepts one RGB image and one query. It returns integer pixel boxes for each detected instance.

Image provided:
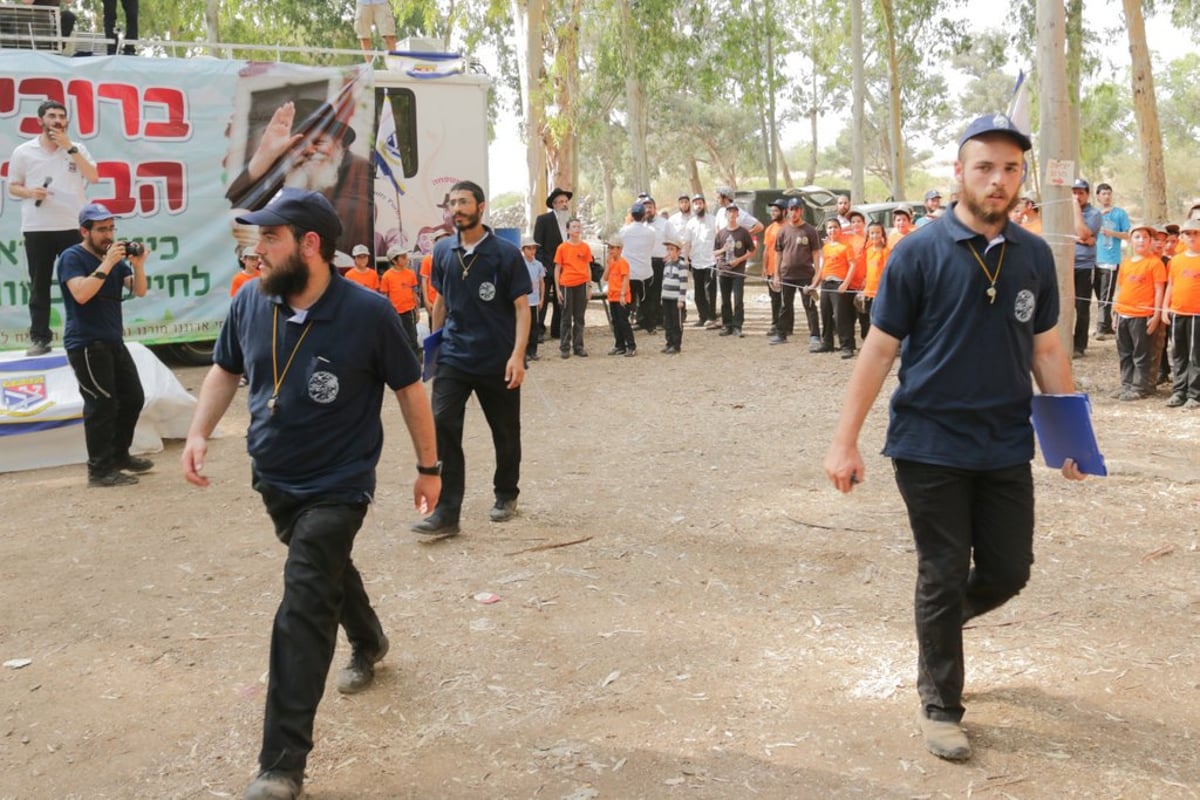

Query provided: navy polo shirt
[57,244,132,350]
[871,204,1059,470]
[214,273,421,500]
[432,228,532,376]
[1074,203,1102,269]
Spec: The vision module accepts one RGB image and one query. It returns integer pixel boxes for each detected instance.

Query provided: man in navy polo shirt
[59,202,150,487]
[412,180,531,537]
[824,114,1085,762]
[181,188,440,800]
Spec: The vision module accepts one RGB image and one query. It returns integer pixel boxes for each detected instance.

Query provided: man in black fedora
[533,187,572,342]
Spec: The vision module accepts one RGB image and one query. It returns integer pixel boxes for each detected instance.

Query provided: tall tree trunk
[1065,0,1083,168]
[850,0,865,203]
[621,0,649,192]
[557,0,581,195]
[513,0,546,230]
[1123,0,1167,222]
[779,148,794,189]
[1038,0,1075,354]
[599,155,615,235]
[879,0,905,199]
[688,156,702,196]
[764,6,778,188]
[205,0,221,51]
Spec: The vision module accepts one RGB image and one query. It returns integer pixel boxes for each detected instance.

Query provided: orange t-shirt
[887,229,909,249]
[844,233,866,290]
[230,270,257,297]
[1022,216,1043,236]
[420,255,439,307]
[1174,238,1188,257]
[763,221,781,278]
[863,245,890,298]
[606,257,631,303]
[820,241,851,281]
[1167,252,1200,314]
[1114,255,1166,318]
[555,240,593,288]
[380,266,419,314]
[345,267,380,292]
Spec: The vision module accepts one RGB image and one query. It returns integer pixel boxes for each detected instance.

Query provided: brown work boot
[916,707,971,761]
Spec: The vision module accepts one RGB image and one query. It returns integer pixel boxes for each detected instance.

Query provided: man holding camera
[7,100,99,355]
[58,202,150,487]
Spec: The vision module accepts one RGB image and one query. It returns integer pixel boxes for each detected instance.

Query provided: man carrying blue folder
[823,114,1085,763]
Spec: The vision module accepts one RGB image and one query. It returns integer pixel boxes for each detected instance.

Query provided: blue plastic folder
[422,328,442,382]
[1030,393,1107,476]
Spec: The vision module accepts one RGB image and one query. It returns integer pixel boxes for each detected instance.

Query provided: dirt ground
[2,294,1198,800]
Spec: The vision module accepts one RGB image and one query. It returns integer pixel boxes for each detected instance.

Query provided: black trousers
[103,0,138,52]
[24,228,79,345]
[538,287,560,340]
[639,257,664,331]
[253,476,380,775]
[768,285,781,331]
[719,272,744,330]
[66,340,144,476]
[661,298,682,349]
[1170,314,1200,400]
[610,302,635,351]
[692,268,717,323]
[398,309,420,360]
[559,283,588,354]
[431,364,521,519]
[1073,269,1093,353]
[526,304,539,356]
[1117,315,1153,394]
[893,459,1034,723]
[819,279,856,351]
[1094,266,1117,334]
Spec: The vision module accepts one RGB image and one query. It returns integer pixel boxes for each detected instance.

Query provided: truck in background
[0,42,490,364]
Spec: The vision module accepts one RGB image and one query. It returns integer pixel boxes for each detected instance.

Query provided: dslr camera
[120,240,145,257]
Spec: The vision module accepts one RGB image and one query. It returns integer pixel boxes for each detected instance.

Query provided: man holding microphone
[8,100,99,355]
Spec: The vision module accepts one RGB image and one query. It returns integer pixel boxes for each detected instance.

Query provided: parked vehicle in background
[734,186,850,272]
[854,201,928,230]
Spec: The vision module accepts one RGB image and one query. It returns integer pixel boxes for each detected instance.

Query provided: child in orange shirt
[1162,219,1200,408]
[845,210,868,339]
[887,206,914,248]
[859,221,890,335]
[380,246,421,356]
[810,218,856,357]
[229,245,261,297]
[600,237,635,357]
[1113,223,1167,400]
[345,244,380,291]
[554,218,594,358]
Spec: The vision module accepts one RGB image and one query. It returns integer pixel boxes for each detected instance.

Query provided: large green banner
[0,52,372,351]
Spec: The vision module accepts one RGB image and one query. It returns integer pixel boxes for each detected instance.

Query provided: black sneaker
[490,499,518,522]
[607,347,626,356]
[574,349,588,357]
[411,512,460,538]
[1166,394,1187,408]
[243,769,303,800]
[116,454,154,473]
[24,341,51,356]
[89,471,139,488]
[768,335,787,345]
[733,328,743,338]
[718,328,733,336]
[336,634,390,694]
[624,348,637,357]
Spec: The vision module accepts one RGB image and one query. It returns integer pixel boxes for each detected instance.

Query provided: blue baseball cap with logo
[79,202,117,226]
[958,113,1032,152]
[236,187,343,243]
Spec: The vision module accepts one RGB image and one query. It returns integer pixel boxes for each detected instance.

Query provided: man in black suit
[533,187,571,341]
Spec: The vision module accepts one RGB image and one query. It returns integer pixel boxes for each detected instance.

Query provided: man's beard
[963,187,1019,228]
[554,208,569,222]
[454,208,482,231]
[259,248,309,298]
[695,206,706,218]
[285,147,344,192]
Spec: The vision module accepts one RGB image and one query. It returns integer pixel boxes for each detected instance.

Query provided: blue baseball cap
[79,202,117,226]
[786,197,803,210]
[1072,178,1090,191]
[958,113,1032,152]
[236,187,343,243]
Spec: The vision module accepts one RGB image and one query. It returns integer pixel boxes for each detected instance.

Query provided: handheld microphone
[34,176,52,208]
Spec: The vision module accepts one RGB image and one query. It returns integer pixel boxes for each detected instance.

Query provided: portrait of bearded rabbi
[226,97,372,260]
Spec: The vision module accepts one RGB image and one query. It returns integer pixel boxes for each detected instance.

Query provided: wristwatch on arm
[417,461,442,476]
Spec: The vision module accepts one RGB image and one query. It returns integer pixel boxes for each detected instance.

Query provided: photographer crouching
[59,202,151,487]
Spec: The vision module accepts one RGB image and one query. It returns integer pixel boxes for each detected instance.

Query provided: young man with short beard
[182,188,441,800]
[825,114,1084,763]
